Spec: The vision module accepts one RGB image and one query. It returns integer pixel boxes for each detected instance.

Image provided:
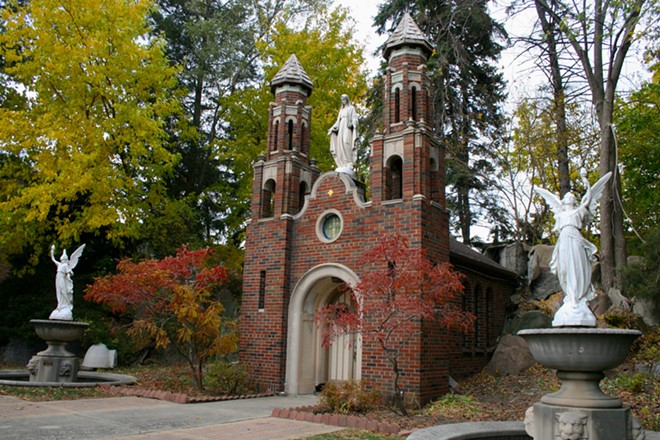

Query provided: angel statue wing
[68,244,86,270]
[533,186,561,216]
[585,171,612,216]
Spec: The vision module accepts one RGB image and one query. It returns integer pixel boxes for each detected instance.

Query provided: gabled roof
[449,239,519,280]
[270,54,313,95]
[383,12,433,59]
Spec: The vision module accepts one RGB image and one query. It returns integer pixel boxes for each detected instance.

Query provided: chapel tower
[250,54,320,219]
[241,55,320,390]
[370,14,445,212]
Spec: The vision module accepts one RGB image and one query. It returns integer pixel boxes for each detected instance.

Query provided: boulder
[607,288,631,310]
[632,297,660,327]
[500,242,529,276]
[590,294,612,318]
[487,334,536,376]
[527,244,554,283]
[503,310,552,335]
[530,271,561,300]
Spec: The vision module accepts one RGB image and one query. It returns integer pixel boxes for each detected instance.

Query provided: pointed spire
[383,13,433,59]
[270,54,314,95]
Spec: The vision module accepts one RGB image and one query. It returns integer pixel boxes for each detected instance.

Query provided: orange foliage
[85,246,236,389]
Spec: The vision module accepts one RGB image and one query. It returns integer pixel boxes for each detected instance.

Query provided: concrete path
[0,394,343,440]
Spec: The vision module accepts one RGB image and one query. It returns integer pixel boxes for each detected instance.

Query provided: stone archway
[285,263,361,395]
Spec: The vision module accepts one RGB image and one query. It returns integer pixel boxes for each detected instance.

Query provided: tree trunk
[598,115,626,292]
[391,359,409,417]
[535,0,571,196]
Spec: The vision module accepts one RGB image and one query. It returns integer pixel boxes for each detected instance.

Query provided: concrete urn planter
[518,328,641,408]
[28,319,89,383]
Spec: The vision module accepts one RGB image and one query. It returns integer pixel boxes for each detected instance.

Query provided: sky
[333,0,385,76]
[332,0,649,100]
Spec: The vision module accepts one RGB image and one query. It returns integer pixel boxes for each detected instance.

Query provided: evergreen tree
[374,0,508,244]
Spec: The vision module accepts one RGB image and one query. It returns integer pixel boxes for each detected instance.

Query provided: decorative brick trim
[98,384,274,404]
[271,405,401,435]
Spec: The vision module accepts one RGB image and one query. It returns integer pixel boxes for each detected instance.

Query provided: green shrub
[602,308,646,330]
[318,381,382,415]
[602,373,645,394]
[424,393,481,418]
[205,361,252,395]
[632,327,660,368]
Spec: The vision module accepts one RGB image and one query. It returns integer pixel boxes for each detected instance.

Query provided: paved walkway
[0,394,343,440]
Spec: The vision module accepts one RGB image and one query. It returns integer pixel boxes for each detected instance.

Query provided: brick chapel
[240,14,517,404]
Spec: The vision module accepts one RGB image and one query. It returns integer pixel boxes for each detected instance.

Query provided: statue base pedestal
[551,302,597,327]
[530,402,636,440]
[334,166,354,177]
[29,353,81,383]
[28,319,89,383]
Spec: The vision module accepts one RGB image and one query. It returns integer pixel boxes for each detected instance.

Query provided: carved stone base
[28,354,80,383]
[527,402,641,440]
[28,319,88,383]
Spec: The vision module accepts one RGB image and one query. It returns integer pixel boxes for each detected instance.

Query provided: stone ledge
[271,405,401,435]
[98,384,275,404]
[406,421,529,439]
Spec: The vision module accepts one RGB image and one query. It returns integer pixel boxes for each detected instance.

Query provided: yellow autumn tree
[0,0,183,265]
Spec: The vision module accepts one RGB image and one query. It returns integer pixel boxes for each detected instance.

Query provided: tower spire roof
[270,54,313,95]
[383,13,433,59]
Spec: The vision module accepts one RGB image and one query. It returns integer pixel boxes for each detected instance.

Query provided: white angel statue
[49,244,86,321]
[534,170,611,327]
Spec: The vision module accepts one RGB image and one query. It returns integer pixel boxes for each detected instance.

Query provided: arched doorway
[285,264,361,395]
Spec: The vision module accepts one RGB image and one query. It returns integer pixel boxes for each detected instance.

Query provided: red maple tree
[85,246,237,389]
[317,234,475,415]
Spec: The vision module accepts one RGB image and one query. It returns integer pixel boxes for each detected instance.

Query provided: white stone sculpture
[49,244,85,321]
[328,94,358,175]
[534,170,611,327]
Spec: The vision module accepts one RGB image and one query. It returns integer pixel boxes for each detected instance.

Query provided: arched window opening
[411,86,417,121]
[298,181,308,213]
[288,120,294,150]
[429,157,439,200]
[394,88,401,123]
[486,288,494,350]
[301,122,307,153]
[262,179,276,218]
[473,285,482,351]
[461,281,471,351]
[273,121,279,150]
[385,156,403,200]
[258,270,266,310]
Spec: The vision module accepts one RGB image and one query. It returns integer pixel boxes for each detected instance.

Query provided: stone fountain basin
[518,328,641,372]
[31,319,89,342]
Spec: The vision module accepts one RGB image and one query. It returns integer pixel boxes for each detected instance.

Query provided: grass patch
[0,385,111,401]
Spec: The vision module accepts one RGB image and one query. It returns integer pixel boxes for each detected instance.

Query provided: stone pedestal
[531,402,635,440]
[28,319,89,383]
[519,328,642,440]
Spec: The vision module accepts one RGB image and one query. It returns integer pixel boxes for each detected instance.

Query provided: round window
[322,214,341,240]
[316,210,343,243]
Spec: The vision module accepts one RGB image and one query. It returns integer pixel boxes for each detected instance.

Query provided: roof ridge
[270,54,313,94]
[384,12,433,58]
